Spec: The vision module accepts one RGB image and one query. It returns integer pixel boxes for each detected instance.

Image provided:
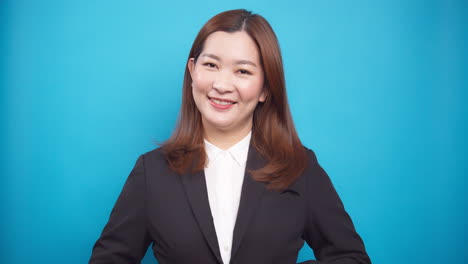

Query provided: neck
[203,122,252,150]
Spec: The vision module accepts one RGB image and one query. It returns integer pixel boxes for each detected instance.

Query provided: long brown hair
[162,9,307,191]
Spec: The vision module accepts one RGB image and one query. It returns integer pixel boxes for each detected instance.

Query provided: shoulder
[297,146,336,193]
[141,147,166,161]
[301,145,329,179]
[134,147,170,172]
[303,146,319,165]
[283,146,321,194]
[301,146,342,203]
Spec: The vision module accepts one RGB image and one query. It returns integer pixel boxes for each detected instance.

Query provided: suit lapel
[180,169,223,263]
[180,145,267,264]
[230,145,267,260]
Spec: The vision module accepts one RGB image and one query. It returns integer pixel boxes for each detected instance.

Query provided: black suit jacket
[89,145,371,264]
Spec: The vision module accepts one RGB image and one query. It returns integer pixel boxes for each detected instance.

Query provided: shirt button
[223,245,230,251]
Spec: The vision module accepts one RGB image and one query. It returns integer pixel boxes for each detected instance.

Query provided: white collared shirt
[204,131,251,264]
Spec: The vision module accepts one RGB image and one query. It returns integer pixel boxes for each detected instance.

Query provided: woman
[89,9,371,264]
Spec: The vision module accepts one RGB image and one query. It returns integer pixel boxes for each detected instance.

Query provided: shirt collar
[204,131,252,167]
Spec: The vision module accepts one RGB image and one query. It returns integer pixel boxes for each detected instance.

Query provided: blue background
[1,0,467,263]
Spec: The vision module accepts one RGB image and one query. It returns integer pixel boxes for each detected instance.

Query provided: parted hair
[161,9,308,191]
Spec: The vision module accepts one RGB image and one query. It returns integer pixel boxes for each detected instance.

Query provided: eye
[203,62,217,68]
[238,69,251,75]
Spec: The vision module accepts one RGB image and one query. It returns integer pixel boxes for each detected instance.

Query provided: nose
[212,70,234,93]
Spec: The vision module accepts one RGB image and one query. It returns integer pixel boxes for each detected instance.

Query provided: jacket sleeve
[302,150,371,264]
[89,155,152,264]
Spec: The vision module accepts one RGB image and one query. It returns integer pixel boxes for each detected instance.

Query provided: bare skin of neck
[202,119,252,150]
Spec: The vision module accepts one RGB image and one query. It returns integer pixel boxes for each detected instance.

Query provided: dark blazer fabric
[89,146,371,264]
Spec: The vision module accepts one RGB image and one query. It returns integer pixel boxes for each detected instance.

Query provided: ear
[188,58,195,78]
[259,86,268,103]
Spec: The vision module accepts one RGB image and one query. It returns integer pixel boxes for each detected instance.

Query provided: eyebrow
[201,53,258,67]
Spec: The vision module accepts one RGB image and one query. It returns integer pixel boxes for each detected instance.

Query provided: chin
[210,122,235,131]
[204,118,235,131]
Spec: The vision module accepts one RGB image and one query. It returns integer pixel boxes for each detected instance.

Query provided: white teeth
[212,98,234,105]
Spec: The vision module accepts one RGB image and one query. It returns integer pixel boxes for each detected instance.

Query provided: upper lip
[208,96,236,103]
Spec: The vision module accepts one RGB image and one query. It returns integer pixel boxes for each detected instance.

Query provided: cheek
[192,70,213,93]
[237,78,264,100]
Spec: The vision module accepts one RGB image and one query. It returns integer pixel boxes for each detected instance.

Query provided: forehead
[201,31,260,63]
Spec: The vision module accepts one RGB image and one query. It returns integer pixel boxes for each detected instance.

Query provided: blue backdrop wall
[1,0,467,263]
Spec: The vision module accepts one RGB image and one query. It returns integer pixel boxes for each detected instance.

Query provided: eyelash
[202,63,251,75]
[238,69,251,75]
[204,62,217,68]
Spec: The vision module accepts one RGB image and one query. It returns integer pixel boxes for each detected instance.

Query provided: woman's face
[188,31,266,136]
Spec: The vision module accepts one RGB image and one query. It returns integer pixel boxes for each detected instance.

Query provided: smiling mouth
[208,96,237,105]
